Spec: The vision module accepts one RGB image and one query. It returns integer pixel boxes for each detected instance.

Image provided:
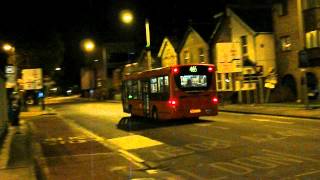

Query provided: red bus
[121,64,218,120]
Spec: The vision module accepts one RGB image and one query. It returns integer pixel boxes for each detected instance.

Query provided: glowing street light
[82,39,95,52]
[120,9,152,69]
[3,43,15,53]
[120,9,134,24]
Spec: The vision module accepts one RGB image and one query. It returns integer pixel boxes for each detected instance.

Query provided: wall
[229,10,256,62]
[160,39,178,67]
[272,0,306,101]
[179,30,209,65]
[255,34,276,76]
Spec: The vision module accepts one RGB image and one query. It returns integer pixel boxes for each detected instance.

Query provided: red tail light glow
[168,98,178,107]
[172,67,179,74]
[208,66,214,72]
[212,97,218,104]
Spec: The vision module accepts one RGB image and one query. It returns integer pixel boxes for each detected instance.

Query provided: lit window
[306,0,320,9]
[150,78,158,93]
[240,35,248,56]
[280,36,292,51]
[306,31,319,48]
[199,48,205,63]
[183,50,190,64]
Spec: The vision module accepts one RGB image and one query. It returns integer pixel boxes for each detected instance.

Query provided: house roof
[230,6,273,32]
[178,21,218,52]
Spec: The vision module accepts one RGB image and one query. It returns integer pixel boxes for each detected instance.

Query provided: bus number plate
[190,109,201,113]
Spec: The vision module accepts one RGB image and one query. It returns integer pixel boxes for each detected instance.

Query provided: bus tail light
[212,97,218,104]
[172,67,179,74]
[208,66,214,72]
[168,98,178,107]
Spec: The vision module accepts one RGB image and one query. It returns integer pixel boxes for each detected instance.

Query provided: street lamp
[82,39,95,53]
[119,10,152,70]
[120,9,134,24]
[3,43,14,52]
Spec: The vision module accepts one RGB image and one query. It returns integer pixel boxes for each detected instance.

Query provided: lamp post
[2,43,16,65]
[120,10,152,70]
[81,39,109,99]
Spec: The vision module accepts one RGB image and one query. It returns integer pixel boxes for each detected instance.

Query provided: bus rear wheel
[151,108,158,121]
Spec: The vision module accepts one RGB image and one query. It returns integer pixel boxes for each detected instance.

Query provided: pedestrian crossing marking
[107,135,163,150]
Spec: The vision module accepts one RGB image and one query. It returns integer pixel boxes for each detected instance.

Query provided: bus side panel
[129,100,144,117]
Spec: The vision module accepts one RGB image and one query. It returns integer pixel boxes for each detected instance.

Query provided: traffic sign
[22,68,43,90]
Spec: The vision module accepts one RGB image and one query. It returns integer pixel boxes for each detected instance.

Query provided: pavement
[0,106,49,180]
[219,102,320,120]
[0,99,320,180]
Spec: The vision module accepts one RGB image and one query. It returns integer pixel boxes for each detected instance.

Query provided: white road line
[176,170,207,180]
[295,170,320,177]
[60,117,147,169]
[251,118,294,124]
[251,114,316,121]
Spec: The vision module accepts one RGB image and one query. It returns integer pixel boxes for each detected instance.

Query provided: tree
[15,32,65,76]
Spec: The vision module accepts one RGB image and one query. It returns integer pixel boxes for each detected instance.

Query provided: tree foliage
[15,32,64,76]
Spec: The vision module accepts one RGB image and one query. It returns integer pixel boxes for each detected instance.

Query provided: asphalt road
[43,101,320,179]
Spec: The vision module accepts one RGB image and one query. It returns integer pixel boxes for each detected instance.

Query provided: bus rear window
[180,75,207,88]
[174,65,213,91]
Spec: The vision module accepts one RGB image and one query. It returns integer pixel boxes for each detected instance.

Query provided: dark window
[275,2,288,16]
[240,36,248,55]
[199,48,205,63]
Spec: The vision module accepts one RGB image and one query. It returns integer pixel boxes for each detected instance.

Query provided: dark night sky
[0,0,267,86]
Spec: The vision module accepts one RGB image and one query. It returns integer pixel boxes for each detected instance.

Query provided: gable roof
[178,22,217,52]
[157,36,181,58]
[229,6,273,33]
[210,12,226,43]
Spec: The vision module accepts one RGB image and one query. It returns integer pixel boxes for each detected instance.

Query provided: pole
[102,46,108,99]
[238,80,243,104]
[259,77,264,103]
[301,70,309,109]
[145,19,152,70]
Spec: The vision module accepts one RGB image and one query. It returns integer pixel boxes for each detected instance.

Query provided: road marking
[211,126,230,130]
[151,146,194,160]
[209,149,319,176]
[118,149,144,163]
[241,134,287,143]
[262,149,319,162]
[59,117,147,169]
[251,118,294,124]
[107,135,163,150]
[295,170,320,177]
[251,114,317,121]
[176,170,209,180]
[194,123,211,127]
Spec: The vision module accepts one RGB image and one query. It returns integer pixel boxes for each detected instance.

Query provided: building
[272,0,320,102]
[157,37,180,67]
[179,25,214,65]
[211,6,275,103]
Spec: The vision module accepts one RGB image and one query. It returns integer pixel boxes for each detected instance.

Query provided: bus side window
[138,80,142,100]
[162,76,169,100]
[150,77,158,94]
[158,77,164,93]
[127,80,133,99]
[132,80,138,99]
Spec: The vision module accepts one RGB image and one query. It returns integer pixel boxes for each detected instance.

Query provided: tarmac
[0,101,320,180]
